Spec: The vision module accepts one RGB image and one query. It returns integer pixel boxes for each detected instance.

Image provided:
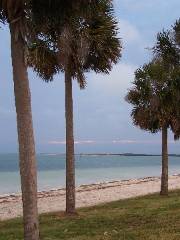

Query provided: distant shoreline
[40,153,180,157]
[0,153,180,157]
[77,153,180,157]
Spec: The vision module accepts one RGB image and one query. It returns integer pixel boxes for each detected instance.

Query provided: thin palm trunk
[160,125,168,196]
[65,68,76,215]
[10,23,39,240]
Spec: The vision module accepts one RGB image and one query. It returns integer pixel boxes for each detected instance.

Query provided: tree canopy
[27,0,122,87]
[126,19,180,139]
[126,60,180,138]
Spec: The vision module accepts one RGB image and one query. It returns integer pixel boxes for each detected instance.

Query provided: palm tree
[60,3,121,214]
[126,60,180,196]
[0,1,39,239]
[173,18,180,48]
[28,0,121,215]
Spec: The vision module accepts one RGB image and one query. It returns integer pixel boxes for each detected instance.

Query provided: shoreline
[1,174,180,220]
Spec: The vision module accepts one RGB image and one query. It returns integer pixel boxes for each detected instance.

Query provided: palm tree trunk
[10,24,39,240]
[160,125,168,196]
[65,68,76,215]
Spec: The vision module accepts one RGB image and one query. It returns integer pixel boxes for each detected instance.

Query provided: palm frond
[27,39,59,81]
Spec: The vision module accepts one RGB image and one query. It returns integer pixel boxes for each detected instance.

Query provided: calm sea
[0,153,180,195]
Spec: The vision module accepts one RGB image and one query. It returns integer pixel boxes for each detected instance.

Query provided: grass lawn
[1,190,180,240]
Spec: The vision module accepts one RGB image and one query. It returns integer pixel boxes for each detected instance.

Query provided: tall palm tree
[28,0,121,215]
[127,21,180,196]
[0,1,39,239]
[126,60,180,196]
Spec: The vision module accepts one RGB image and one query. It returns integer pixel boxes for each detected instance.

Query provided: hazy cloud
[49,140,96,145]
[48,139,177,145]
[118,19,141,44]
[90,62,137,96]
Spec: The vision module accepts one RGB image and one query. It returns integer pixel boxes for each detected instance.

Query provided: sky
[0,0,180,154]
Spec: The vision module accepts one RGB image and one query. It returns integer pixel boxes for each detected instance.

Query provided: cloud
[112,139,176,144]
[112,140,137,144]
[115,0,169,12]
[85,21,147,98]
[48,140,96,145]
[48,139,176,145]
[118,19,141,44]
[88,62,137,100]
[117,18,152,66]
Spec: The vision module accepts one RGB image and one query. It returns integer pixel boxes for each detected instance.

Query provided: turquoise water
[0,153,180,194]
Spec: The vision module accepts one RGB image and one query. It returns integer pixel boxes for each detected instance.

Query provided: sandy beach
[0,174,180,221]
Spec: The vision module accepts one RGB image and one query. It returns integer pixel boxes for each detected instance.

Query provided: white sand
[0,174,180,221]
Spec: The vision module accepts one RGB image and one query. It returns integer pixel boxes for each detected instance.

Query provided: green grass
[1,190,180,239]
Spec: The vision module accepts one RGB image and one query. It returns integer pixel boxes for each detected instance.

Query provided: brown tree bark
[10,23,39,240]
[160,125,168,196]
[65,68,76,215]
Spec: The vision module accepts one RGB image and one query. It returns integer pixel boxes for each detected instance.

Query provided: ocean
[0,153,180,195]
